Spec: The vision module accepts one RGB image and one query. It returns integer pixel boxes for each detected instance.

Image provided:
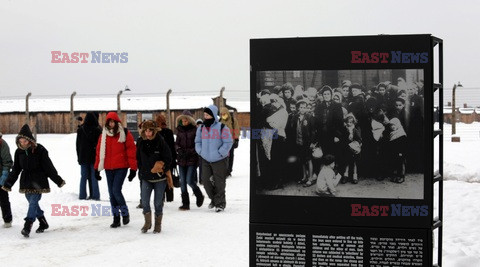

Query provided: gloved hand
[233,139,239,149]
[0,170,8,187]
[95,170,102,181]
[128,169,137,182]
[1,186,11,192]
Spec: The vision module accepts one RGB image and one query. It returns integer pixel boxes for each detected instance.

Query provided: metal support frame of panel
[432,36,443,267]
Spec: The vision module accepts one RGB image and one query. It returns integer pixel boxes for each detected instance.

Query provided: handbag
[348,141,361,154]
[312,146,323,159]
[172,167,180,188]
[165,187,174,202]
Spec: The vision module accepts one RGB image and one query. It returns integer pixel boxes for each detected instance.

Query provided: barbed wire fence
[435,87,480,108]
[0,89,250,101]
[0,88,250,135]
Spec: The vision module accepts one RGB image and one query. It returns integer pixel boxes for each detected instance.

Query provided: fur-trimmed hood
[16,124,37,150]
[140,120,160,140]
[219,107,232,120]
[176,110,196,127]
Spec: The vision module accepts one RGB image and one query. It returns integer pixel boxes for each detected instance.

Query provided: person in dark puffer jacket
[176,110,204,210]
[136,120,172,233]
[1,124,66,237]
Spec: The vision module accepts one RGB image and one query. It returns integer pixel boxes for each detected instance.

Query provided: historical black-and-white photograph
[254,69,425,199]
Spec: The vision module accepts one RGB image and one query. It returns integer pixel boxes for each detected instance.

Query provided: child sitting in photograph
[316,154,341,196]
[387,117,407,183]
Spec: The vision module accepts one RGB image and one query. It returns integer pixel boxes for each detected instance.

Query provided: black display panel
[250,35,433,230]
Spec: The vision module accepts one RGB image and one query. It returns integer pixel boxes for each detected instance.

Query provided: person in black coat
[1,124,65,237]
[155,114,176,204]
[314,86,344,157]
[175,110,204,210]
[76,112,102,200]
[136,120,172,233]
[156,114,177,170]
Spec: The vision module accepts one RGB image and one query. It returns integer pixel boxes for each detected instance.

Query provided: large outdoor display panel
[250,35,435,266]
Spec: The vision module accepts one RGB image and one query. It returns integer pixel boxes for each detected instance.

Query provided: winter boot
[215,206,225,213]
[21,220,33,238]
[141,212,152,233]
[208,201,215,209]
[352,173,358,184]
[122,215,130,225]
[136,199,143,209]
[178,193,190,211]
[4,221,12,228]
[36,216,49,233]
[153,214,163,234]
[110,215,121,228]
[193,187,205,208]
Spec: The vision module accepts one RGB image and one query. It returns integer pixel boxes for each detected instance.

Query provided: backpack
[201,123,226,132]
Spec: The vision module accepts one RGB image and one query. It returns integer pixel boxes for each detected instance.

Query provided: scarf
[389,118,407,141]
[346,124,355,141]
[371,120,385,141]
[98,124,126,171]
[203,118,215,127]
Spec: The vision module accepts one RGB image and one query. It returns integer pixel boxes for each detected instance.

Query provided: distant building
[0,95,250,135]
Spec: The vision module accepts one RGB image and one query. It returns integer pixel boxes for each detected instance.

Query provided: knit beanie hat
[182,110,193,116]
[204,107,214,118]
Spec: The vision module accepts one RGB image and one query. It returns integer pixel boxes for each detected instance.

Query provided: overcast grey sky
[0,0,478,100]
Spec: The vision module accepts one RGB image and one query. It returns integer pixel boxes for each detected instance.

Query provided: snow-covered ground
[0,122,479,266]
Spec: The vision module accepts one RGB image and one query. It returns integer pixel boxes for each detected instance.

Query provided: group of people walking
[0,103,237,237]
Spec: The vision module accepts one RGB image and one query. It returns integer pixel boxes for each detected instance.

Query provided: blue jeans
[25,194,44,222]
[80,164,100,200]
[179,165,200,195]
[105,168,128,216]
[141,180,167,217]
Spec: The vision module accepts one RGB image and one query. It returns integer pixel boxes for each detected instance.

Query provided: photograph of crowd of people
[254,69,425,199]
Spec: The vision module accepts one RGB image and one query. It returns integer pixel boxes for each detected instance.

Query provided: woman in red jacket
[95,112,137,228]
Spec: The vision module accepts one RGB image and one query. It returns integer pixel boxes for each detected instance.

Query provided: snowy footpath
[0,122,479,266]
